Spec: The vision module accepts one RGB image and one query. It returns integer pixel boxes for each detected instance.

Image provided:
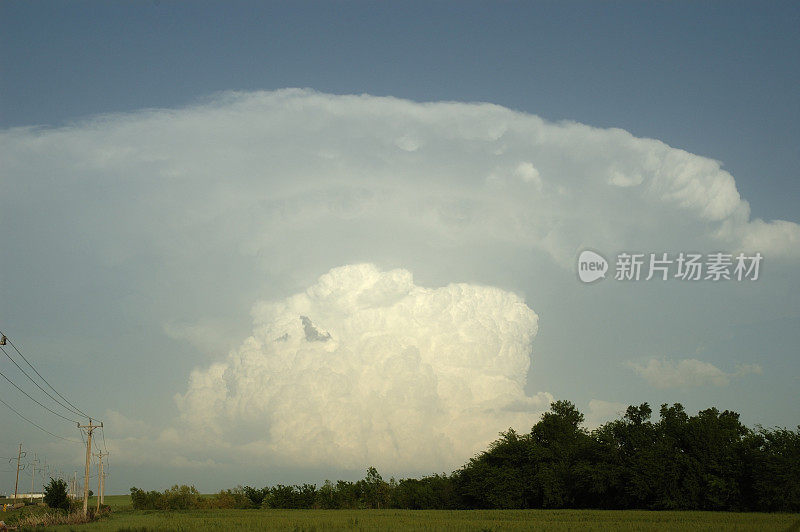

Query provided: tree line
[131,400,800,512]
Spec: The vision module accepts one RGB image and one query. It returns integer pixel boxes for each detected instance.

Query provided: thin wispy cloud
[627,358,762,389]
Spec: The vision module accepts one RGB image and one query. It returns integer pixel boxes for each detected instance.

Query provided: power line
[0,368,80,423]
[0,394,81,444]
[0,332,95,420]
[101,425,108,453]
[0,344,85,419]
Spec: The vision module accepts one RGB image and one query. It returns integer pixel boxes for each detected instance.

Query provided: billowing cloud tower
[176,264,551,471]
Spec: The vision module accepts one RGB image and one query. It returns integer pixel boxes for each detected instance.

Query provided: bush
[130,484,200,510]
[242,485,268,507]
[158,485,200,510]
[43,478,70,511]
[201,487,253,509]
[8,509,93,527]
[130,486,162,510]
[265,484,318,509]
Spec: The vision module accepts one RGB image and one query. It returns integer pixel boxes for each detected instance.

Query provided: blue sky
[0,1,798,494]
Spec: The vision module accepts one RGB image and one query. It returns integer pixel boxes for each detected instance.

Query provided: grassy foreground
[34,507,797,531]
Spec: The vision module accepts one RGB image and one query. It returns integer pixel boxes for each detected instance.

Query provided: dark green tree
[363,467,390,509]
[242,485,268,507]
[316,480,338,509]
[530,401,593,508]
[123,399,800,513]
[43,477,71,511]
[750,426,800,511]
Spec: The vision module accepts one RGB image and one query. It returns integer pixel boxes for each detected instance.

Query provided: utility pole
[31,453,39,495]
[78,419,102,516]
[100,452,107,505]
[94,450,106,510]
[13,443,25,506]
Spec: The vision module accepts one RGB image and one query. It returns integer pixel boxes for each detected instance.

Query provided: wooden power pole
[100,452,107,505]
[31,453,39,495]
[13,443,25,506]
[78,419,102,516]
[94,450,106,510]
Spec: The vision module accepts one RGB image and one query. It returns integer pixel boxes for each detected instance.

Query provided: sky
[0,1,798,495]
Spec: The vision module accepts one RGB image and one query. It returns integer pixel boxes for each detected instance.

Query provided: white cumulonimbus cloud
[175,263,552,471]
[1,89,796,475]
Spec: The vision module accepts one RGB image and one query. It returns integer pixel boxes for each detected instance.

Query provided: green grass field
[0,495,128,510]
[46,508,800,531]
[3,496,797,530]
